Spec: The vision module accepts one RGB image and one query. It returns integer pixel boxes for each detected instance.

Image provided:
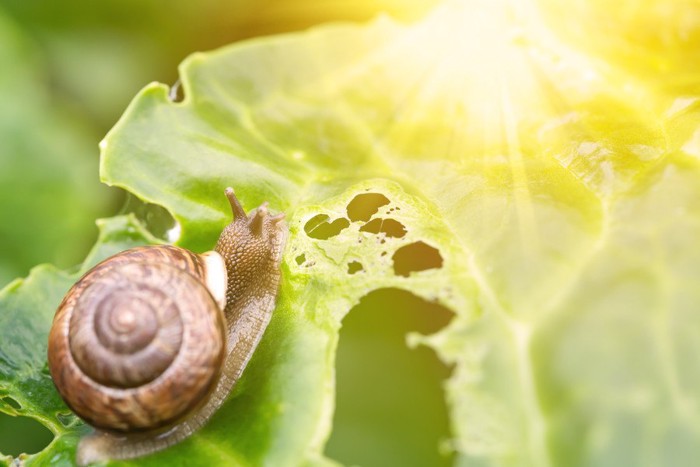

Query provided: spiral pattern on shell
[48,246,227,432]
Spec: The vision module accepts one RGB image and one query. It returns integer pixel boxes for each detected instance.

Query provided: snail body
[47,188,287,465]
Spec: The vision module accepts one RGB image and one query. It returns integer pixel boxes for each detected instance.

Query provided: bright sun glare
[373,0,661,164]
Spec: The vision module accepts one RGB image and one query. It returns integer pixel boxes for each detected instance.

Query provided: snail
[47,188,287,466]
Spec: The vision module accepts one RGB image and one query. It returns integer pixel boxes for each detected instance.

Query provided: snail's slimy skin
[47,188,287,466]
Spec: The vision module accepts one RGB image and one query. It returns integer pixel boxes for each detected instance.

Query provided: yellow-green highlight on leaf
[3,0,700,465]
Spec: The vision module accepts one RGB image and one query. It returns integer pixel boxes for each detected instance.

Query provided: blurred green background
[0,1,454,465]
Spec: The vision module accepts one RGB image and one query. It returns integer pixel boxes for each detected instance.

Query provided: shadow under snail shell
[47,188,287,465]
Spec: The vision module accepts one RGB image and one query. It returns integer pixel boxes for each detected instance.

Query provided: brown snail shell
[48,246,228,432]
[47,188,287,465]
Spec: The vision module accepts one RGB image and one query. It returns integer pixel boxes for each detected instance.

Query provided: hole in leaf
[360,218,407,238]
[121,194,177,241]
[0,412,54,456]
[1,397,21,411]
[304,214,350,240]
[304,213,329,231]
[56,412,75,428]
[347,261,364,275]
[326,288,454,467]
[295,254,306,265]
[346,193,391,222]
[392,241,443,277]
